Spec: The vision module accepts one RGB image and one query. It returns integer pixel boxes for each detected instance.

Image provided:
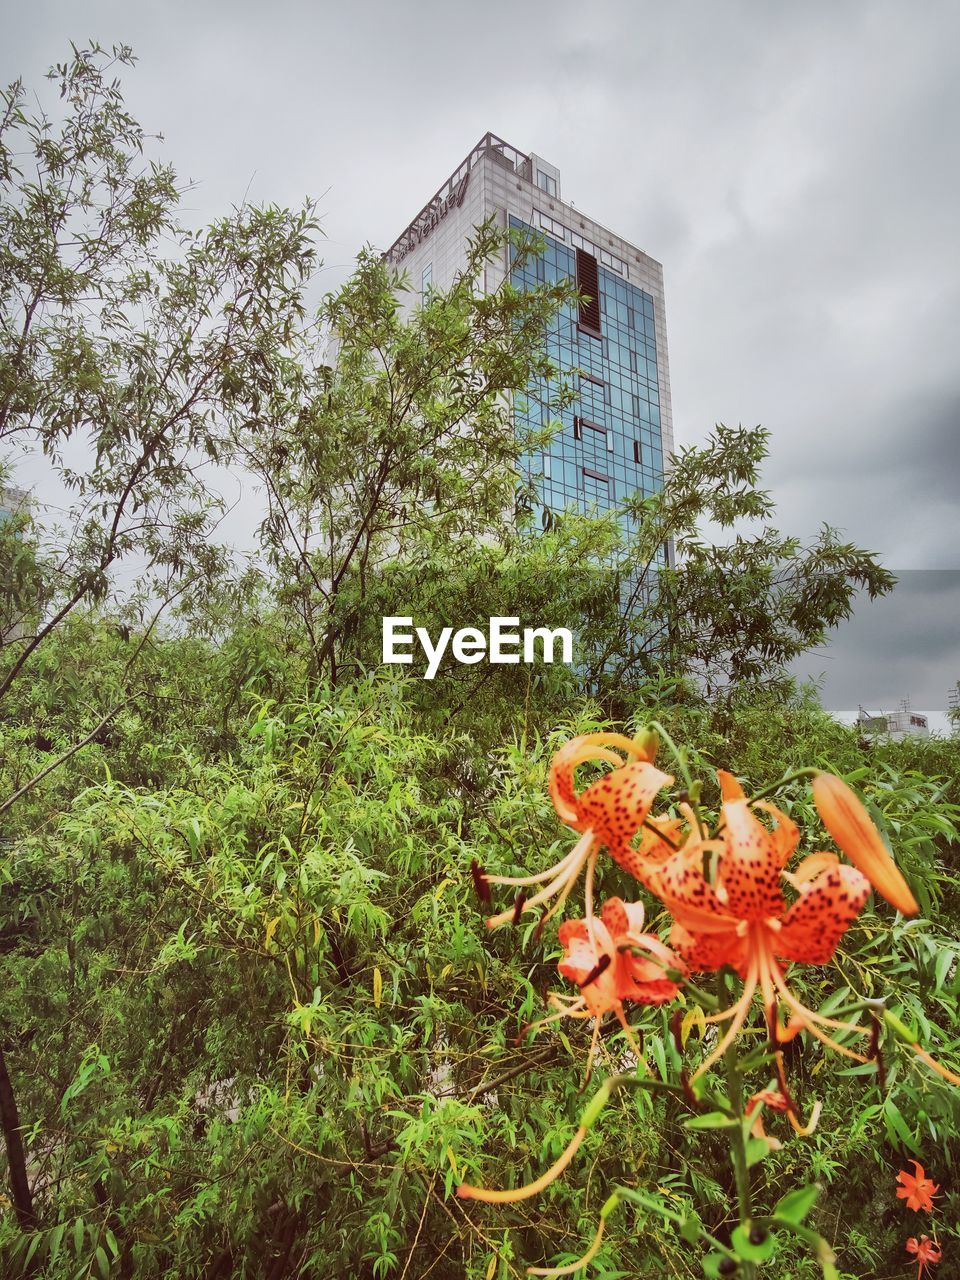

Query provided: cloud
[791,571,960,719]
[2,0,957,682]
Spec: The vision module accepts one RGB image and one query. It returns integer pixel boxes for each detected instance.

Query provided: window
[537,171,557,197]
[573,417,583,441]
[575,248,602,337]
[537,210,565,240]
[599,248,625,275]
[582,467,610,503]
[633,440,642,465]
[421,263,433,296]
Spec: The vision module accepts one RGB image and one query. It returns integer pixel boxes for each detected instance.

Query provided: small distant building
[1,485,33,643]
[857,699,930,741]
[0,485,29,522]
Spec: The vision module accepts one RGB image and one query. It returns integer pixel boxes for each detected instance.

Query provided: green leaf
[48,1222,67,1262]
[883,1097,920,1154]
[683,1110,737,1130]
[702,1253,734,1278]
[745,1136,771,1168]
[731,1224,777,1262]
[773,1183,819,1226]
[679,1213,702,1244]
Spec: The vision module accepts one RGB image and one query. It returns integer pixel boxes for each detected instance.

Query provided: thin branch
[0,692,139,817]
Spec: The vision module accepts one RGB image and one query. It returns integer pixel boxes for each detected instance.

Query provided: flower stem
[747,768,819,806]
[724,1040,757,1280]
[647,720,706,838]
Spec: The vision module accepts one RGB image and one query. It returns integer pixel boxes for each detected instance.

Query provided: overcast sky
[4,1,959,723]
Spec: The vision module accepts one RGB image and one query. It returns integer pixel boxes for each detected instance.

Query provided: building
[0,485,29,524]
[0,485,32,643]
[384,133,673,544]
[857,700,930,742]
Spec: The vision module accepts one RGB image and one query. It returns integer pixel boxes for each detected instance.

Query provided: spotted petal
[652,840,729,921]
[600,897,645,937]
[549,733,651,828]
[775,864,870,965]
[717,777,795,921]
[558,918,619,1014]
[577,760,674,862]
[669,920,748,976]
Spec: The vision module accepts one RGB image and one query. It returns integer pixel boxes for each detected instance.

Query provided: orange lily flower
[812,772,918,915]
[459,903,682,1207]
[537,897,683,1076]
[484,733,675,932]
[897,1161,941,1213]
[906,1234,942,1277]
[650,770,874,1078]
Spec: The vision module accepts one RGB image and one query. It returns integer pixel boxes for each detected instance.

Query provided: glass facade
[510,217,666,547]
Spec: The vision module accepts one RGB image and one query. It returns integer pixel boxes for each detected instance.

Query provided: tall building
[0,485,29,524]
[385,133,673,544]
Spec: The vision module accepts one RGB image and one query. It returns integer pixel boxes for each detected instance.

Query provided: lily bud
[811,773,918,916]
[632,727,659,763]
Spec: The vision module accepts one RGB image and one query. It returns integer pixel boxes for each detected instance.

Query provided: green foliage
[1,43,958,1280]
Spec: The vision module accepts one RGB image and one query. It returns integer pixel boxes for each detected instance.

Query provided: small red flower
[906,1234,942,1277]
[897,1161,941,1213]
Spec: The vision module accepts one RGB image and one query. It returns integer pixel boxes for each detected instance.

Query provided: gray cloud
[3,0,959,678]
[791,571,960,724]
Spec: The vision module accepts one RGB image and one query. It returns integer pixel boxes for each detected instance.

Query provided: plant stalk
[724,1040,757,1279]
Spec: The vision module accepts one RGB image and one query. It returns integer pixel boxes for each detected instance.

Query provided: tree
[225,222,576,686]
[0,41,316,1232]
[574,422,897,699]
[0,41,317,707]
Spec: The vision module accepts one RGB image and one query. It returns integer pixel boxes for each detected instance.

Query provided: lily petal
[549,733,652,827]
[812,772,918,916]
[776,864,871,965]
[717,781,791,921]
[783,850,839,890]
[577,761,674,865]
